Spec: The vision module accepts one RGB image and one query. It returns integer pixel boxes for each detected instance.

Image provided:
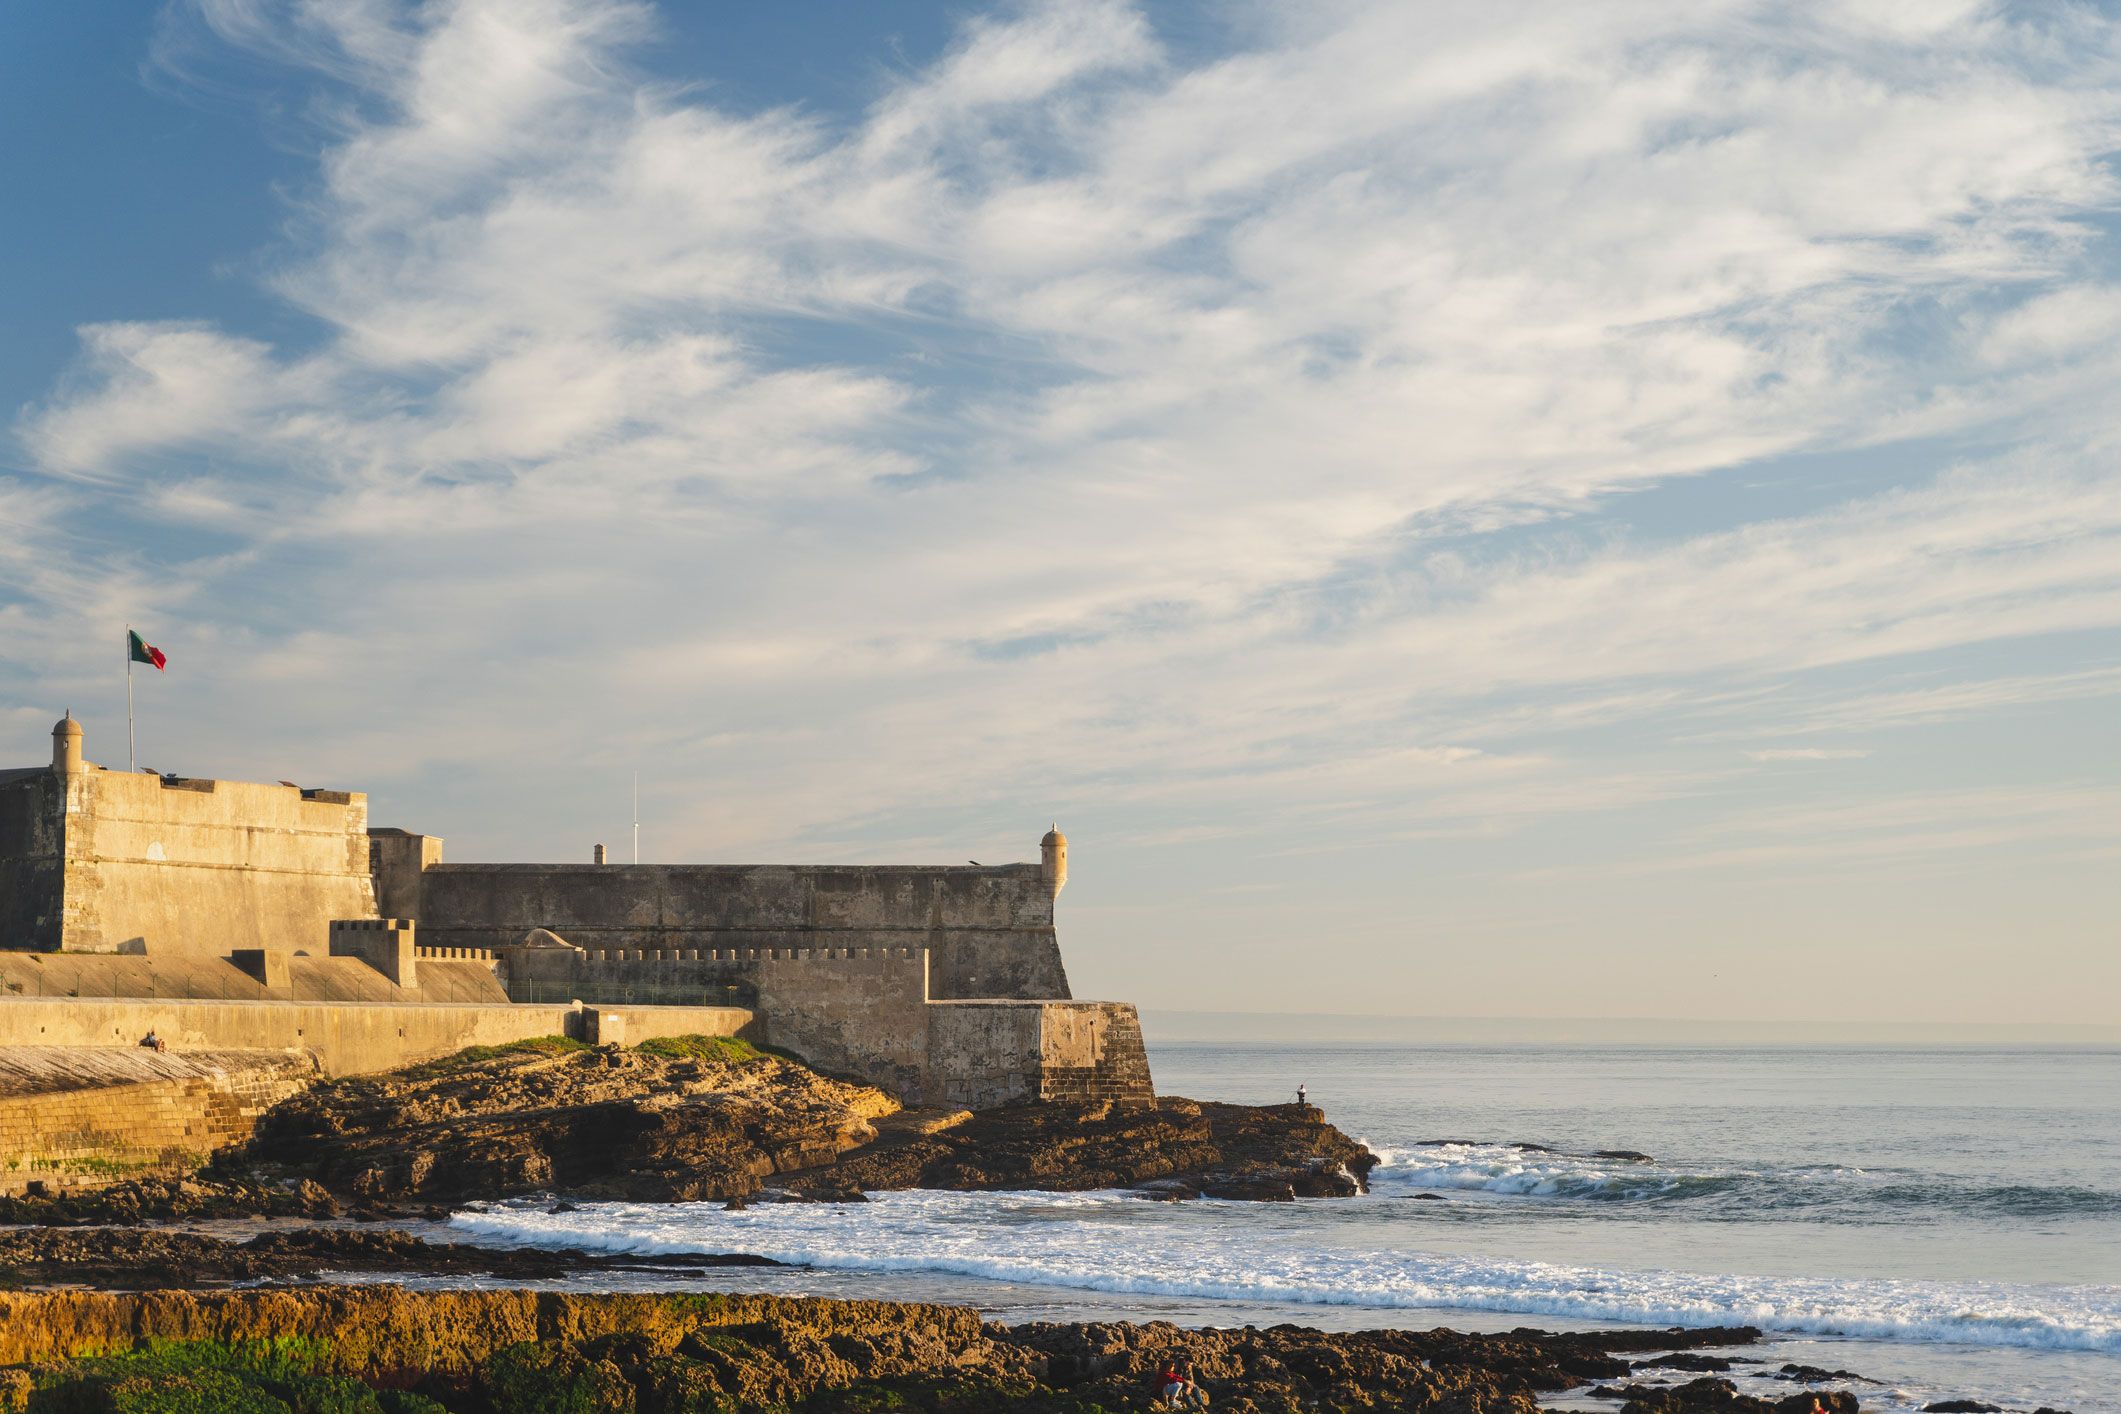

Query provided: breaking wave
[1364,1142,2121,1218]
[448,1190,2121,1354]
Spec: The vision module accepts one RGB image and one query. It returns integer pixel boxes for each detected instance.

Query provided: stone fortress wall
[0,716,1150,1116]
[385,850,1071,1001]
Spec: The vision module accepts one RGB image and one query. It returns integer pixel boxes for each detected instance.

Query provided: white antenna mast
[632,771,640,865]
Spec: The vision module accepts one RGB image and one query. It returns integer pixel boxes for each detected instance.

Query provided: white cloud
[6,0,2121,884]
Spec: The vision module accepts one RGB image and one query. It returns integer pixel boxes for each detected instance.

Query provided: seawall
[0,998,753,1078]
[0,1046,313,1197]
[928,1000,1153,1109]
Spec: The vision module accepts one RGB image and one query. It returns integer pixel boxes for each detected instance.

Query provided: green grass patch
[405,1037,590,1076]
[629,1035,773,1065]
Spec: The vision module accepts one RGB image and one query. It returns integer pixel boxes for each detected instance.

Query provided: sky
[2,0,2118,1027]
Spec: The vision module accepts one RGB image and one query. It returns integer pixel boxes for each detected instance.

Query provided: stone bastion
[0,716,1150,1191]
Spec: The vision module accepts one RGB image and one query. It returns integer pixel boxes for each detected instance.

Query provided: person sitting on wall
[139,1031,165,1052]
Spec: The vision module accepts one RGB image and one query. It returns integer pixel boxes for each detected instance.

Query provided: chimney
[593,843,608,865]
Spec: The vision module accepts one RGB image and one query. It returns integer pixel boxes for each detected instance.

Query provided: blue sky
[3,0,2118,1024]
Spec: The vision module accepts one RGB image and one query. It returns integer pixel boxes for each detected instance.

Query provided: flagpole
[126,625,137,773]
[633,772,640,865]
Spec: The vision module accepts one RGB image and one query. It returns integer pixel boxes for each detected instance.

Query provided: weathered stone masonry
[392,856,1071,1002]
[0,1046,314,1196]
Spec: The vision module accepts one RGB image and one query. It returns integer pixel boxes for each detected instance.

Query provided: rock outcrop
[244,1037,900,1204]
[783,1097,1376,1201]
[0,1039,1378,1217]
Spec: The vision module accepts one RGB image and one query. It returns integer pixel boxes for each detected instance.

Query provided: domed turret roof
[52,713,82,737]
[1041,823,1065,846]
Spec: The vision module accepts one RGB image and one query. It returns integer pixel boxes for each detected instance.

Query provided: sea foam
[448,1189,2121,1354]
[1362,1142,2121,1216]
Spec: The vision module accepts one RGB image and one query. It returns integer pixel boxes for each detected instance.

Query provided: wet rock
[1131,1178,1202,1201]
[0,1171,344,1227]
[1200,1174,1297,1201]
[0,1224,787,1290]
[1636,1353,1739,1372]
[1923,1402,2004,1412]
[1776,1363,1873,1383]
[1612,1376,1860,1414]
[786,1097,1376,1203]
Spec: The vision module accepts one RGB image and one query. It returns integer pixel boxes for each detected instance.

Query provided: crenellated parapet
[328,918,417,988]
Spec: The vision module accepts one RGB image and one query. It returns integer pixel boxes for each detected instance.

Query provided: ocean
[444,1042,2121,1412]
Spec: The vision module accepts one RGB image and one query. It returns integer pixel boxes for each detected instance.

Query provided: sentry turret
[51,713,83,774]
[1041,823,1068,898]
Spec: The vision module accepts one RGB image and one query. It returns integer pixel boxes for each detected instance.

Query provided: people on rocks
[1153,1357,1210,1408]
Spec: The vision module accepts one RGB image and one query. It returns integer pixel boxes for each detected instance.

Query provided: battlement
[407,856,1071,1002]
[328,918,415,988]
[579,945,921,964]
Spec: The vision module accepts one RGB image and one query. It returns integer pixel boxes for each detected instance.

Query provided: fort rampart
[403,858,1071,1001]
[0,996,752,1077]
[0,718,1152,1146]
[0,1046,315,1197]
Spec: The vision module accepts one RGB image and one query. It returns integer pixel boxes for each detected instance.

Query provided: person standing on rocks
[1296,1083,1307,1108]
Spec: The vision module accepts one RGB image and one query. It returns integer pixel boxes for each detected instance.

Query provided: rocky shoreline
[0,1225,2063,1414]
[0,1038,2057,1413]
[0,1285,1813,1414]
[0,1037,1373,1225]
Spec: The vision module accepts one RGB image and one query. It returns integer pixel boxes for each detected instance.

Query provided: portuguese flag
[127,630,166,671]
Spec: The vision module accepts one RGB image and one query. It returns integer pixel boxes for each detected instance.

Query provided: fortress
[0,716,1151,1189]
